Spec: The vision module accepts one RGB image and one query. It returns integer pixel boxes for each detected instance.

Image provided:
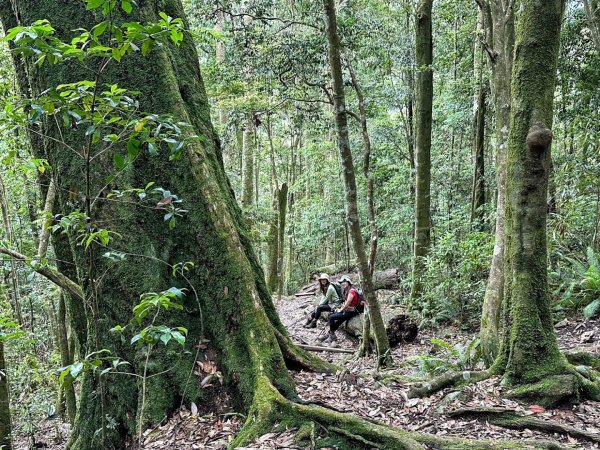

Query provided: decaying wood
[446,406,600,444]
[295,268,398,297]
[344,313,418,347]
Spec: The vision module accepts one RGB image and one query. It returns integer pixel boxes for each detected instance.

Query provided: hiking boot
[317,333,330,342]
[328,341,340,348]
[304,319,317,329]
[322,332,337,344]
[303,317,314,328]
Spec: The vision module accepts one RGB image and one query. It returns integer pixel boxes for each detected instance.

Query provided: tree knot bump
[526,125,553,152]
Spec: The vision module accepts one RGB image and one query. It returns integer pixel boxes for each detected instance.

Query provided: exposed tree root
[564,350,600,372]
[231,377,570,450]
[446,406,600,444]
[407,370,491,398]
[273,328,339,373]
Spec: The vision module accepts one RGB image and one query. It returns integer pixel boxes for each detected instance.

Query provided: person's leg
[314,304,331,320]
[305,305,331,328]
[319,311,342,341]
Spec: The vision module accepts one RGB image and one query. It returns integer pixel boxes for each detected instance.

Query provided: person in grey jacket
[303,273,340,328]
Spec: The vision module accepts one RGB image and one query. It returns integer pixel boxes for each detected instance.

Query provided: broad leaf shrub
[551,246,600,318]
[413,230,493,330]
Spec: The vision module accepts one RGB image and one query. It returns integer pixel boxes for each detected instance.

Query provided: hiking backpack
[331,282,344,303]
[355,288,366,313]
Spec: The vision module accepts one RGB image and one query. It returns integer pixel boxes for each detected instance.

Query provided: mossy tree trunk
[409,0,433,304]
[276,183,288,300]
[0,341,12,450]
[323,0,391,366]
[470,81,487,226]
[0,1,328,448]
[477,0,515,366]
[493,0,572,394]
[242,116,255,208]
[266,183,287,297]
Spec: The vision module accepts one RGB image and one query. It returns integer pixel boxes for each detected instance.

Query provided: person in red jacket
[318,275,360,344]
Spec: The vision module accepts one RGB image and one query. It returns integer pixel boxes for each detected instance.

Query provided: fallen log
[294,343,354,354]
[344,312,418,347]
[295,268,398,297]
[446,406,600,444]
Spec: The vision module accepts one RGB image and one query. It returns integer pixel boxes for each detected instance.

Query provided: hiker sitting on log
[318,275,360,344]
[303,273,341,328]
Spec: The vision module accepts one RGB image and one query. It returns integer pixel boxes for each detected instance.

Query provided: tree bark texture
[276,183,288,301]
[323,0,391,366]
[409,0,433,303]
[478,0,515,366]
[266,183,287,297]
[241,116,255,208]
[470,83,487,225]
[494,0,568,386]
[0,2,327,448]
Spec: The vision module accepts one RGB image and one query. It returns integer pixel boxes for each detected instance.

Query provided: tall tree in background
[477,0,515,365]
[241,116,256,208]
[323,0,391,366]
[583,0,600,51]
[409,0,433,303]
[470,16,487,227]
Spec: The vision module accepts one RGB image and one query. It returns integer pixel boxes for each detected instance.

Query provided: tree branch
[0,247,84,302]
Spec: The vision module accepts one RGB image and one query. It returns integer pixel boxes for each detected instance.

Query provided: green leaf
[583,299,600,318]
[127,139,140,161]
[70,362,84,379]
[113,153,126,169]
[121,0,133,13]
[92,21,109,37]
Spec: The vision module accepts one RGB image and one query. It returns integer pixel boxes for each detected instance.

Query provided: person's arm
[318,290,328,306]
[340,289,356,311]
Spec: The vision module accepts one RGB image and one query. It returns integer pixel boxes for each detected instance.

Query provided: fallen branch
[0,247,83,302]
[294,343,354,354]
[446,406,600,444]
[408,370,491,398]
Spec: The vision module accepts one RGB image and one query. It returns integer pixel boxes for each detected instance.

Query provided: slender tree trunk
[478,0,515,366]
[470,84,487,225]
[266,193,279,293]
[493,0,570,395]
[57,292,77,422]
[276,183,288,301]
[583,0,600,52]
[346,52,378,357]
[0,175,23,326]
[410,0,433,304]
[323,0,391,367]
[242,116,255,208]
[215,10,227,128]
[0,341,12,450]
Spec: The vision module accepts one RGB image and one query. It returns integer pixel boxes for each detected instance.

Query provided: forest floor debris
[12,294,600,449]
